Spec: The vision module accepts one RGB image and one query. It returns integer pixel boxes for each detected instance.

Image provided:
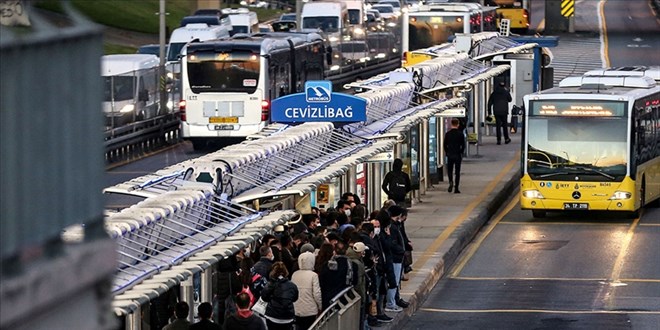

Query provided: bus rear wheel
[532,210,546,218]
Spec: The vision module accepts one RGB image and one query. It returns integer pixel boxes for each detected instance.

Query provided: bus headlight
[609,191,632,200]
[522,189,544,199]
[120,104,135,113]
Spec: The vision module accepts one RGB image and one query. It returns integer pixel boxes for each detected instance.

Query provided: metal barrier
[104,112,180,163]
[310,287,362,330]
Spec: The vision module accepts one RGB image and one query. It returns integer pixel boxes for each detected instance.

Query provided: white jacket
[291,251,322,317]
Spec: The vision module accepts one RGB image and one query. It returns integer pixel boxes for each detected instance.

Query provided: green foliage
[69,0,192,34]
[105,44,137,55]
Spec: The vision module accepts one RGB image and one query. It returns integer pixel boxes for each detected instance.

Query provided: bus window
[408,15,464,51]
[186,50,260,93]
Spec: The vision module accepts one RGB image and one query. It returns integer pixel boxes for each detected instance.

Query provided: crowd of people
[162,191,416,330]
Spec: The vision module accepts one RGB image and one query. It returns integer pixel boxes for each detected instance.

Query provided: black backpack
[388,172,408,201]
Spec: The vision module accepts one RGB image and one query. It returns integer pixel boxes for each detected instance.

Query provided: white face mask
[374,227,381,236]
[344,209,351,217]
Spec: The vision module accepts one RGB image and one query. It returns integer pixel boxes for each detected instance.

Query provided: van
[222,8,259,35]
[101,54,160,127]
[167,23,230,63]
[301,1,349,42]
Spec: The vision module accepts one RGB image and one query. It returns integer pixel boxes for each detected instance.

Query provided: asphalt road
[602,0,660,67]
[404,196,660,329]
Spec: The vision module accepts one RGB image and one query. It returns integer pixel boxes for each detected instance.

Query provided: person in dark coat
[253,245,274,279]
[318,241,358,310]
[222,293,266,330]
[163,301,190,330]
[190,302,221,330]
[261,261,299,330]
[487,81,513,145]
[381,158,412,208]
[443,117,466,194]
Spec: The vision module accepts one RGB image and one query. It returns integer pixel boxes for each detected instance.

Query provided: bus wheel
[532,210,546,218]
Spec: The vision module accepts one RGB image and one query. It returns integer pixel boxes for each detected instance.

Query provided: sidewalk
[379,131,522,329]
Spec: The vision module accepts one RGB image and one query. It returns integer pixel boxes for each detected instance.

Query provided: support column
[420,121,428,194]
[125,305,141,330]
[201,267,213,307]
[180,276,195,323]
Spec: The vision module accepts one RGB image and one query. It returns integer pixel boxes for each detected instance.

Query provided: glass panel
[186,50,260,93]
[302,17,340,32]
[526,117,628,181]
[104,76,134,102]
[408,15,464,50]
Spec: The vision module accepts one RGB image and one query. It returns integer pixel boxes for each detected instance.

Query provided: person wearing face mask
[369,218,393,323]
[384,206,408,312]
[253,245,275,280]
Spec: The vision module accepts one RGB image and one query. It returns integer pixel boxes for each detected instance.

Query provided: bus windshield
[303,17,340,32]
[408,15,464,50]
[526,116,628,181]
[104,76,134,102]
[186,50,260,93]
[167,42,185,62]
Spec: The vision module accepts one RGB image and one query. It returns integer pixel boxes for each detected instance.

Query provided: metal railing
[310,287,362,330]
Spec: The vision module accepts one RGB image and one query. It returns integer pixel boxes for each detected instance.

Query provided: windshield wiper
[557,164,616,180]
[537,172,570,178]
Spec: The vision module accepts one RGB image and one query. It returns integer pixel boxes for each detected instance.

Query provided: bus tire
[532,210,546,218]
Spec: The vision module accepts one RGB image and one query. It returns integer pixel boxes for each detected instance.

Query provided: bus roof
[185,33,321,56]
[101,54,159,76]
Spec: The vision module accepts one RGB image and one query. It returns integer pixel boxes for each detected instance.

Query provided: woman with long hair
[314,243,335,274]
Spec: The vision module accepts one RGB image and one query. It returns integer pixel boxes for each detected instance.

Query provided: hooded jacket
[291,252,322,317]
[346,248,366,302]
[261,276,299,321]
[487,85,512,116]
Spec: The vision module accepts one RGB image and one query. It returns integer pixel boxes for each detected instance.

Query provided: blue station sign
[271,81,367,123]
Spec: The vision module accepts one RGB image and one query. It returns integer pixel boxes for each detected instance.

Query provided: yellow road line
[411,152,520,272]
[620,278,660,283]
[499,221,629,226]
[599,0,611,67]
[452,276,607,282]
[606,214,641,309]
[609,216,641,282]
[419,307,660,315]
[450,196,519,277]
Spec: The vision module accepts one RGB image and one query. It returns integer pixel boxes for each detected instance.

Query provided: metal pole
[159,0,168,115]
[125,305,141,330]
[201,268,213,306]
[181,276,195,323]
[420,121,428,194]
[296,0,303,28]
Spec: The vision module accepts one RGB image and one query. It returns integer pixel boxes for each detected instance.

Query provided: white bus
[402,2,498,65]
[179,33,329,149]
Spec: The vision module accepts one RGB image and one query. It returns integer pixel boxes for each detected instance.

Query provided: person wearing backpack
[381,158,411,208]
[260,262,299,330]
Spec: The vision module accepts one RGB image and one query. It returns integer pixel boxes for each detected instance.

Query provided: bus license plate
[563,203,588,210]
[209,116,238,124]
[214,125,234,130]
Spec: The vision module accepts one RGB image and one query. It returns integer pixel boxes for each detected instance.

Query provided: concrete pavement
[379,130,522,329]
